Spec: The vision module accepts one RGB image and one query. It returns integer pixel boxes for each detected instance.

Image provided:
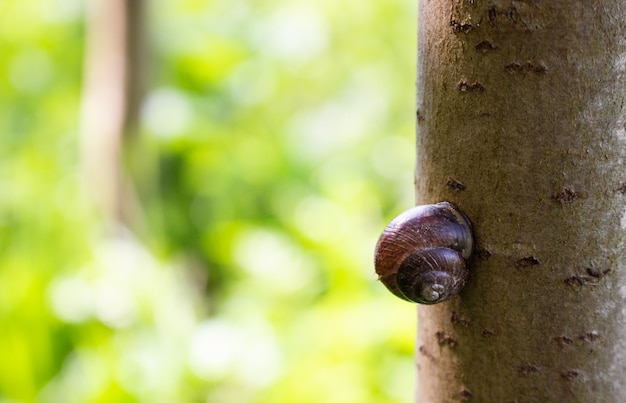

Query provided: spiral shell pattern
[374,202,473,304]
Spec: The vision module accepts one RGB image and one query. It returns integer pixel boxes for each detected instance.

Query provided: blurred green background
[0,0,417,402]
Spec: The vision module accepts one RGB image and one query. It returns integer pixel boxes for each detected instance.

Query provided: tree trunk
[415,1,626,401]
[79,0,144,226]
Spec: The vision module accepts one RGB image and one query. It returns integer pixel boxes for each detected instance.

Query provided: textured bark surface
[415,1,626,401]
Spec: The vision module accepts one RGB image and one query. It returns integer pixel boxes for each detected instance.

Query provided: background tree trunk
[415,1,626,401]
[79,0,144,227]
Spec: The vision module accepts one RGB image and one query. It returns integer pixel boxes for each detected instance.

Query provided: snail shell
[374,202,474,304]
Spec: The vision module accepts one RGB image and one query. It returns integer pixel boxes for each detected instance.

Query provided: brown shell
[374,202,473,304]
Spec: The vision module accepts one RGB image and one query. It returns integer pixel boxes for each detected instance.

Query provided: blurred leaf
[0,0,417,402]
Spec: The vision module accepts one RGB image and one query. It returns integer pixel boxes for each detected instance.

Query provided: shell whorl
[374,202,474,304]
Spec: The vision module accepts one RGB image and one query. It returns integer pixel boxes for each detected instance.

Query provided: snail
[374,202,474,304]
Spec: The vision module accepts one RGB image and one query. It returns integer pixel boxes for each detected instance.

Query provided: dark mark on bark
[416,109,425,123]
[585,267,611,279]
[554,335,574,347]
[564,274,599,287]
[586,267,601,278]
[519,363,540,377]
[459,388,473,401]
[505,62,523,73]
[451,312,471,328]
[580,330,600,343]
[515,256,541,269]
[487,6,497,26]
[436,331,458,348]
[507,6,520,24]
[505,61,547,74]
[447,177,467,192]
[475,40,498,53]
[561,370,580,381]
[458,80,486,92]
[617,182,626,194]
[555,332,600,346]
[419,345,437,362]
[476,248,492,260]
[450,20,475,34]
[481,328,495,338]
[552,187,585,203]
[564,267,609,285]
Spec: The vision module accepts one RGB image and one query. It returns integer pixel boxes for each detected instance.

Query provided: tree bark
[415,1,626,401]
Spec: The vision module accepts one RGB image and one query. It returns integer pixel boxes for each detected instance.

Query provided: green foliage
[0,0,417,401]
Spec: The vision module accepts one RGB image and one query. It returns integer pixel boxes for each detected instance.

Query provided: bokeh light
[1,0,418,402]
